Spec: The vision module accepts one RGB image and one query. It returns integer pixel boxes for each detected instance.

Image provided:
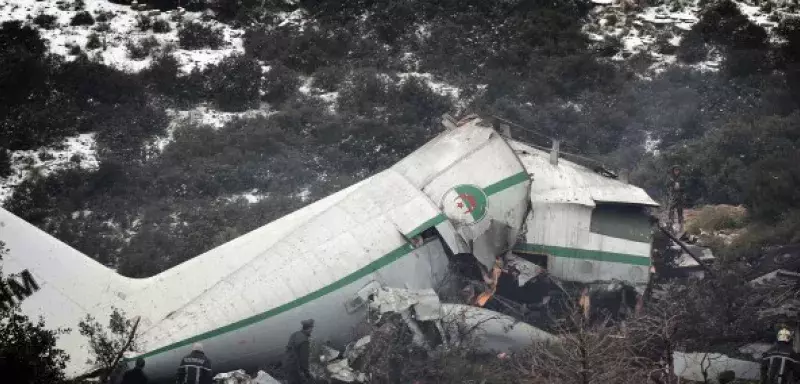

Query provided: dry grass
[685,204,748,235]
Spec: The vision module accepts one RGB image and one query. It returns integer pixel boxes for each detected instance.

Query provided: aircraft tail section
[0,207,131,377]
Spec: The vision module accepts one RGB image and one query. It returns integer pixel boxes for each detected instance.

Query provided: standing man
[761,327,800,384]
[176,342,213,384]
[284,319,315,384]
[120,358,148,384]
[667,165,686,234]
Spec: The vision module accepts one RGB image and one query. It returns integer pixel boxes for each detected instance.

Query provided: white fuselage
[134,240,450,382]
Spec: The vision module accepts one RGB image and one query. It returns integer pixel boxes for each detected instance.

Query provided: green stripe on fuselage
[134,242,416,360]
[513,243,650,266]
[131,171,532,361]
[404,213,447,239]
[484,171,529,196]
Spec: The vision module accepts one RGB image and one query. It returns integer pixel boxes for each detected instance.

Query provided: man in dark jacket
[761,328,800,384]
[121,358,148,384]
[176,343,213,384]
[284,319,314,384]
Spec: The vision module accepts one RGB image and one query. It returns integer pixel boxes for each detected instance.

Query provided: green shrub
[126,36,160,60]
[33,13,58,29]
[95,10,115,23]
[313,66,347,91]
[206,55,263,111]
[152,18,171,33]
[178,21,224,49]
[0,149,11,177]
[135,14,152,31]
[68,44,82,56]
[86,32,102,50]
[94,22,111,32]
[70,11,95,26]
[262,64,299,104]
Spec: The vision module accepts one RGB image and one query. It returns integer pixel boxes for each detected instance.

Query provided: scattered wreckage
[2,114,665,381]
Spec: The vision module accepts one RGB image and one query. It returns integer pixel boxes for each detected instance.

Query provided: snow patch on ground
[225,189,270,204]
[585,0,701,72]
[396,72,461,99]
[154,105,275,151]
[585,0,800,74]
[0,133,99,204]
[0,0,244,74]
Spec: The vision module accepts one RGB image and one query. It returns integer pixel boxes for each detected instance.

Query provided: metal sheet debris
[344,335,371,364]
[326,358,368,383]
[369,287,441,318]
[213,370,280,384]
[440,303,558,352]
[505,253,545,286]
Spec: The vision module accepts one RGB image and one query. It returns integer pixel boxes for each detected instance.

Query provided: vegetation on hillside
[0,0,798,277]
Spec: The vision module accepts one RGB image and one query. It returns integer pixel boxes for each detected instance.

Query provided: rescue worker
[121,358,148,384]
[667,165,686,233]
[761,328,800,384]
[284,319,314,384]
[176,342,213,384]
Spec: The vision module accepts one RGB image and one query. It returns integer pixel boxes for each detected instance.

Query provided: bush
[86,32,102,50]
[262,64,299,104]
[685,204,748,235]
[135,14,152,31]
[94,22,111,32]
[126,36,160,60]
[38,151,55,161]
[244,25,350,73]
[70,11,95,26]
[95,10,115,23]
[178,21,224,49]
[313,65,347,91]
[152,18,171,33]
[0,310,71,384]
[206,55,263,111]
[33,13,57,29]
[676,30,707,63]
[68,44,82,56]
[0,149,11,178]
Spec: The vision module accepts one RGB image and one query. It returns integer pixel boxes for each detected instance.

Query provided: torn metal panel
[344,335,371,364]
[510,140,658,207]
[393,119,531,270]
[673,351,760,383]
[326,359,367,383]
[440,303,558,352]
[369,287,441,318]
[505,253,545,286]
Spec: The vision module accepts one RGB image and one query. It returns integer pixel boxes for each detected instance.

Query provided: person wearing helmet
[667,165,686,233]
[176,342,213,384]
[761,328,800,384]
[121,357,148,384]
[284,319,315,384]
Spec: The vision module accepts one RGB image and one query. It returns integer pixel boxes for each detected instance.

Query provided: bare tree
[513,305,650,384]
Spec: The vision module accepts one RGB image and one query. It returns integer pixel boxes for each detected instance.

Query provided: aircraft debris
[212,370,280,384]
[326,359,368,383]
[505,253,545,287]
[319,345,341,363]
[343,336,371,364]
[1,114,658,379]
[673,351,760,383]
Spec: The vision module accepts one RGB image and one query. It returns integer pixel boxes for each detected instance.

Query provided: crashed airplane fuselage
[0,116,657,381]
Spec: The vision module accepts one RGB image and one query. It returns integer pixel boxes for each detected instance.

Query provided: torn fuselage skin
[428,116,655,332]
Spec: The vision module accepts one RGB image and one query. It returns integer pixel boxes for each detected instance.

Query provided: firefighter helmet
[778,328,792,342]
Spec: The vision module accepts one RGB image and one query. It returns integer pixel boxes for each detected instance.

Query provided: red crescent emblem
[455,193,477,214]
